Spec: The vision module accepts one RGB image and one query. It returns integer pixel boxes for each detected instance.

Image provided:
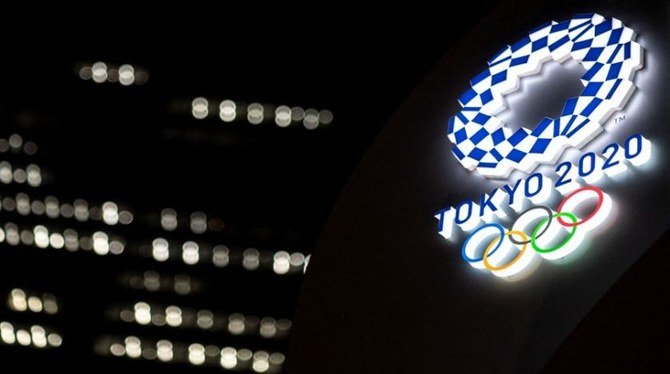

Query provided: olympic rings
[556,185,604,227]
[531,212,577,253]
[483,230,528,271]
[509,206,553,245]
[461,223,505,263]
[461,185,610,276]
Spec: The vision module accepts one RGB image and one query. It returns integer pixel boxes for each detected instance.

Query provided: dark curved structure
[290,0,670,372]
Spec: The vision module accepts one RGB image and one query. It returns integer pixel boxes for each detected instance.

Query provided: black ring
[508,206,553,245]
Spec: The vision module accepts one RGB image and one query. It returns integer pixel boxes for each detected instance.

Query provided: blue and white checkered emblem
[447,13,644,178]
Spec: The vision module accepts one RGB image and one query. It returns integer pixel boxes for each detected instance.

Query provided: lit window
[192,97,209,119]
[219,100,237,122]
[247,103,264,125]
[92,62,108,83]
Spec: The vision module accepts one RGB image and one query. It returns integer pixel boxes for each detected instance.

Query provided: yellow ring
[482,230,528,271]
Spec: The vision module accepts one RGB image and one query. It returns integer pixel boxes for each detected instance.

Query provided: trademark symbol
[614,114,627,124]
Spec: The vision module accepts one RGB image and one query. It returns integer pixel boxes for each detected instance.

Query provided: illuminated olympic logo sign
[436,13,650,279]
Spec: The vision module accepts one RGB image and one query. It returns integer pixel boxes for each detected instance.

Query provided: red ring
[556,185,604,227]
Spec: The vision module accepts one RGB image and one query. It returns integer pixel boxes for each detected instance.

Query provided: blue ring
[461,222,505,262]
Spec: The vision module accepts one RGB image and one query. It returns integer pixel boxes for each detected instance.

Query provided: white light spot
[290,252,305,267]
[260,317,277,338]
[188,343,206,365]
[151,313,166,327]
[273,251,290,275]
[212,245,229,267]
[34,225,49,249]
[92,232,110,255]
[157,340,173,362]
[27,296,43,313]
[10,289,27,311]
[161,208,178,231]
[125,336,142,358]
[144,271,160,291]
[49,233,65,249]
[220,347,237,369]
[165,306,182,327]
[16,329,31,346]
[47,333,62,347]
[152,238,170,262]
[110,343,125,357]
[190,212,207,234]
[30,325,47,348]
[252,351,270,373]
[20,230,33,246]
[276,319,292,335]
[79,66,93,80]
[275,105,292,127]
[23,142,38,156]
[60,203,74,218]
[0,322,15,344]
[92,62,108,83]
[182,241,200,265]
[135,70,149,85]
[102,202,119,225]
[243,248,260,271]
[228,313,245,335]
[134,302,151,325]
[174,275,191,295]
[303,108,319,130]
[291,106,305,121]
[119,64,135,86]
[43,294,58,314]
[237,348,253,361]
[79,236,93,251]
[19,231,34,246]
[247,103,264,125]
[120,309,134,323]
[142,347,157,360]
[0,161,12,184]
[269,352,285,365]
[109,240,124,255]
[13,168,27,184]
[205,345,220,357]
[5,223,19,246]
[45,196,59,219]
[1,197,15,212]
[192,97,209,119]
[16,193,30,216]
[74,199,89,222]
[319,109,334,125]
[196,310,214,329]
[9,134,23,149]
[63,229,79,252]
[119,211,134,225]
[219,100,237,122]
[31,200,45,216]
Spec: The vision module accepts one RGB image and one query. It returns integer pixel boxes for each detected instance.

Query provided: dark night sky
[0,5,508,372]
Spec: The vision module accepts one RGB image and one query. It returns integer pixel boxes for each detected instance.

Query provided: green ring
[531,212,578,254]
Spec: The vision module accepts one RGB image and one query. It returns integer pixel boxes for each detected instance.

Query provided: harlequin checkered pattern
[447,13,644,178]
